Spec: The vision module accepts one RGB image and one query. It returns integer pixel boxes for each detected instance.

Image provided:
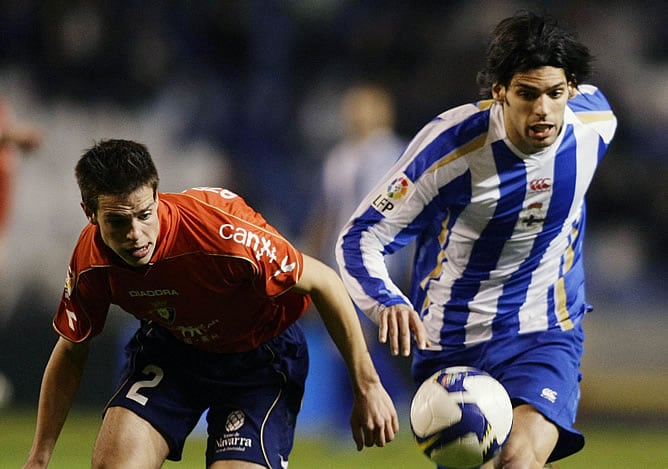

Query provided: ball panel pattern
[410,366,513,469]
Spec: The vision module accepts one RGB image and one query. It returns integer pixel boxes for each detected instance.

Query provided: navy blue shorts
[412,325,585,462]
[106,321,308,467]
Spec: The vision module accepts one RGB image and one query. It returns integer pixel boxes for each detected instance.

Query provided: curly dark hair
[476,11,593,97]
[75,139,160,212]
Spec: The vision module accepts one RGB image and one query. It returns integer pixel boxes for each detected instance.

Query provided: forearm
[335,234,411,325]
[25,338,88,467]
[297,255,398,449]
[306,264,382,393]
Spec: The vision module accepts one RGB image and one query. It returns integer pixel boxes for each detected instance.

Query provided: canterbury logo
[529,178,552,191]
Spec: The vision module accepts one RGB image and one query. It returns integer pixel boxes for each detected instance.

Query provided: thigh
[205,323,308,468]
[109,326,208,461]
[92,406,169,469]
[487,327,585,461]
[205,388,298,468]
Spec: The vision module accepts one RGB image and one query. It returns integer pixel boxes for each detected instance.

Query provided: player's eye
[106,217,128,227]
[516,89,535,100]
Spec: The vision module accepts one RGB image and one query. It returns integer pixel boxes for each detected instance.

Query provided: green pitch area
[2,409,666,468]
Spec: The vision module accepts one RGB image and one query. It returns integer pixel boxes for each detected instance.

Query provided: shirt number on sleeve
[126,365,164,406]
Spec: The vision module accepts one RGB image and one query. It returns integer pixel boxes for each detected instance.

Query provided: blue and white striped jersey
[336,85,617,349]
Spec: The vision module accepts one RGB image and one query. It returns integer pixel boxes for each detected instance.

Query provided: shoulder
[426,101,493,149]
[433,101,492,128]
[166,187,243,209]
[568,85,614,113]
[161,187,275,247]
[164,187,265,222]
[405,101,491,154]
[65,225,114,293]
[403,101,492,165]
[72,224,112,269]
[567,85,617,143]
[166,187,295,255]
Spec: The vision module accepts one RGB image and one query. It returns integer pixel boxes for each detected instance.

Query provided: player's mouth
[127,243,152,259]
[528,123,555,139]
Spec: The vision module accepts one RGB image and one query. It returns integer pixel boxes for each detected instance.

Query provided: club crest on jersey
[372,173,413,214]
[518,202,548,230]
[152,302,176,324]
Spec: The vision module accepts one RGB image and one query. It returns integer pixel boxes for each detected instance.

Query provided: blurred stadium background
[0,1,665,466]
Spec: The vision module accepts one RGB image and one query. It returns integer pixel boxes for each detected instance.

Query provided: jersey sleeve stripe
[429,133,487,173]
[573,111,615,123]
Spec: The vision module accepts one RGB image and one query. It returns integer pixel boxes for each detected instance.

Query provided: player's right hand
[350,380,399,450]
[377,304,429,356]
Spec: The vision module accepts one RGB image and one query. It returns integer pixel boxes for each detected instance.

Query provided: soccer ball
[410,366,513,468]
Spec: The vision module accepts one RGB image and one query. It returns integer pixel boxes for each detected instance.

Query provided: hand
[378,304,429,356]
[350,381,399,450]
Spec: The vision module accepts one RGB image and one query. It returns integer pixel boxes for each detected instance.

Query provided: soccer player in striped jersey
[24,139,398,469]
[336,12,617,468]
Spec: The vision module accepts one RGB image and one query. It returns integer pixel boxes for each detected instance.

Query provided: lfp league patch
[371,172,414,215]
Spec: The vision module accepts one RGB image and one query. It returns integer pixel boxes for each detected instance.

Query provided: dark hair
[75,139,160,212]
[476,11,592,97]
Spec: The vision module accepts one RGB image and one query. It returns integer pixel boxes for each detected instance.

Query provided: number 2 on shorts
[126,364,164,406]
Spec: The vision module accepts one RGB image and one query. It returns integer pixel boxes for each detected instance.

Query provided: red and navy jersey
[53,187,309,353]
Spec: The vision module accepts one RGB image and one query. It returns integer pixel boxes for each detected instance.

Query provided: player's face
[493,66,574,154]
[90,185,160,267]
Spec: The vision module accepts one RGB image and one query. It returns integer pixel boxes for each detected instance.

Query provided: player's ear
[492,83,505,102]
[81,202,97,225]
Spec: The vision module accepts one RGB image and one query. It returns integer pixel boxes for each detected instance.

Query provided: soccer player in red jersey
[24,139,405,469]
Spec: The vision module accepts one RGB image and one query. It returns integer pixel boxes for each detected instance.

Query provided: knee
[91,451,113,469]
[91,408,170,468]
[492,404,559,469]
[91,441,167,469]
[494,435,547,469]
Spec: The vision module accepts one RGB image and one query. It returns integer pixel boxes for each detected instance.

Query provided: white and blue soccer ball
[410,366,513,468]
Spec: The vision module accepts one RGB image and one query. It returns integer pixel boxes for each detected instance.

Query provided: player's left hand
[350,381,399,450]
[378,304,429,356]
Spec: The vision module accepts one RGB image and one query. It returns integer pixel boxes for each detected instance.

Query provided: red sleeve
[52,228,111,342]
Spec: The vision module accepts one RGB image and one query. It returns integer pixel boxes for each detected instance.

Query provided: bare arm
[294,254,399,450]
[24,337,90,468]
